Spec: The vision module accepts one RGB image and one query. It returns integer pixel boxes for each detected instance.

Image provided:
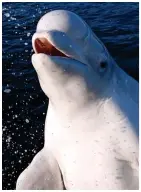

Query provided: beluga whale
[16,10,139,190]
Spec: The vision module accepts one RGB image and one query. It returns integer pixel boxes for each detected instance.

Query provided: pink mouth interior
[34,38,68,57]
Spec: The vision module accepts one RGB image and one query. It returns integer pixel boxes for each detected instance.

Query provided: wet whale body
[16,10,139,190]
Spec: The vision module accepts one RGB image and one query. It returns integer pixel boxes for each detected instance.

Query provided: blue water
[2,2,139,190]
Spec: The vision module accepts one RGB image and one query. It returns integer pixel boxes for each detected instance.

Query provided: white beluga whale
[16,10,139,190]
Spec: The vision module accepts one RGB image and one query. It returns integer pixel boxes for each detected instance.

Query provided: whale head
[32,10,115,108]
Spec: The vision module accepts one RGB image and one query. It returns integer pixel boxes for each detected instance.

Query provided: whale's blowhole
[34,37,69,58]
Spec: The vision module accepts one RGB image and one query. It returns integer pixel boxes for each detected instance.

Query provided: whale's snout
[32,30,87,64]
[32,9,109,70]
[32,9,90,63]
[34,37,68,58]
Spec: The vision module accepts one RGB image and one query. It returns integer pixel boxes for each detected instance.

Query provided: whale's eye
[100,61,107,69]
[98,61,108,74]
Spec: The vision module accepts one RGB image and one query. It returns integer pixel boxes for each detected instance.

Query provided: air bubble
[4,13,10,17]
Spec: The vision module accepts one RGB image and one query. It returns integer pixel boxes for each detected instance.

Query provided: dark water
[2,2,139,190]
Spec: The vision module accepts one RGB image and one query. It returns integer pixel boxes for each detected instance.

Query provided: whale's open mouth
[34,38,68,58]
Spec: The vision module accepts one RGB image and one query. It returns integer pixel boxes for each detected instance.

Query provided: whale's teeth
[34,37,68,58]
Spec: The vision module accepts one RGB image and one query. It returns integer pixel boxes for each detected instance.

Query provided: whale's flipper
[16,148,64,190]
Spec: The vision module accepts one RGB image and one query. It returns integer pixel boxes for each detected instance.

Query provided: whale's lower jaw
[34,37,68,58]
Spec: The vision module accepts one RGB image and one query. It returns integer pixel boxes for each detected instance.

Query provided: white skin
[16,10,139,190]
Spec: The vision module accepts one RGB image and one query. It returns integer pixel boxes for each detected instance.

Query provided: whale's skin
[16,10,139,190]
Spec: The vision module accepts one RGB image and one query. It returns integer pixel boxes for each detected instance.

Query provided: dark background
[2,2,139,190]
